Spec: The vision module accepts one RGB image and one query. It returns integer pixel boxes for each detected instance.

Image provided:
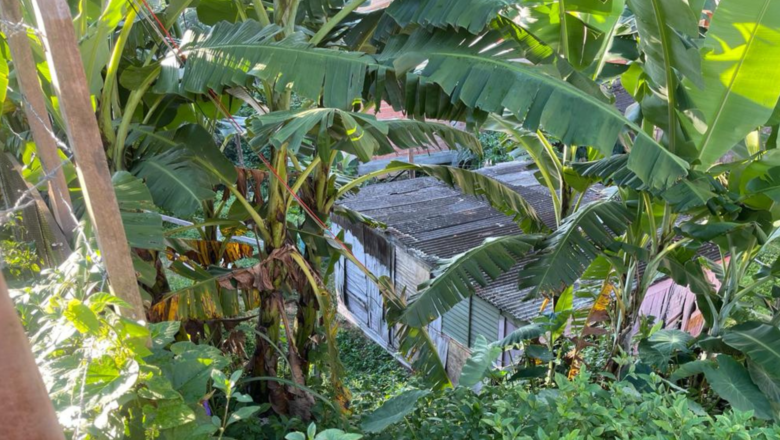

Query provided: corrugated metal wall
[442,299,469,345]
[470,297,500,345]
[442,295,501,347]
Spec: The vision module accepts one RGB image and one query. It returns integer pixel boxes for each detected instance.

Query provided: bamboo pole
[28,0,146,322]
[0,0,77,242]
[0,271,65,440]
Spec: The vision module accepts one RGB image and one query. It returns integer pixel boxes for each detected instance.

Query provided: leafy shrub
[368,371,780,440]
[12,245,265,439]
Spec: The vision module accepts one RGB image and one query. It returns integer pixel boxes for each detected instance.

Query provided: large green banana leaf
[626,0,702,89]
[520,0,626,72]
[517,200,633,298]
[386,0,515,34]
[381,28,689,190]
[112,171,165,251]
[401,235,541,327]
[250,108,481,161]
[156,20,384,110]
[130,125,237,217]
[685,0,780,168]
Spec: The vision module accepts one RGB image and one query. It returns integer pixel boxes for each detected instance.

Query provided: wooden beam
[0,271,65,440]
[0,0,77,242]
[29,0,146,322]
[0,152,71,265]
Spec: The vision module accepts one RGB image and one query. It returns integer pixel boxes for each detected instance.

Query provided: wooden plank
[365,251,390,343]
[30,0,145,322]
[0,0,77,241]
[0,271,65,440]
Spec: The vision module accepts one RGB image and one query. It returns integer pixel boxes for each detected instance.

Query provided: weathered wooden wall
[634,265,723,338]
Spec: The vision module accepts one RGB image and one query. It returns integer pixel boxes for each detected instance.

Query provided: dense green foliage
[4,0,780,438]
[368,372,780,440]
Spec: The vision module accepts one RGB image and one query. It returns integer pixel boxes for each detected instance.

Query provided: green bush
[368,371,779,440]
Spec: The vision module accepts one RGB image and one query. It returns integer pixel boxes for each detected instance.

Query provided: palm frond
[517,200,633,298]
[402,235,541,327]
[380,28,689,190]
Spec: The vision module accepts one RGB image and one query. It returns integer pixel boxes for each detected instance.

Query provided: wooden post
[407,149,415,178]
[0,271,65,440]
[0,0,77,242]
[29,0,146,322]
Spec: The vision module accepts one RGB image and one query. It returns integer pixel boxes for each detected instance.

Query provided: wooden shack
[332,162,589,379]
[331,85,706,380]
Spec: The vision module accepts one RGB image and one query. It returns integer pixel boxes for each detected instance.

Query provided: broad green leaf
[64,299,101,335]
[459,335,503,388]
[160,21,384,109]
[150,321,181,349]
[723,322,780,377]
[704,355,772,420]
[85,357,140,407]
[137,374,181,400]
[159,342,230,404]
[748,361,780,405]
[361,389,430,433]
[79,0,125,94]
[685,0,780,168]
[144,399,196,430]
[382,28,688,190]
[130,125,235,217]
[387,0,513,34]
[112,171,165,250]
[648,329,693,354]
[524,344,554,362]
[315,430,363,440]
[517,201,633,298]
[85,292,130,314]
[497,323,546,347]
[626,0,702,88]
[132,151,215,217]
[670,359,715,382]
[521,0,626,71]
[196,0,251,24]
[132,253,157,287]
[252,108,481,162]
[401,235,540,327]
[227,406,262,426]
